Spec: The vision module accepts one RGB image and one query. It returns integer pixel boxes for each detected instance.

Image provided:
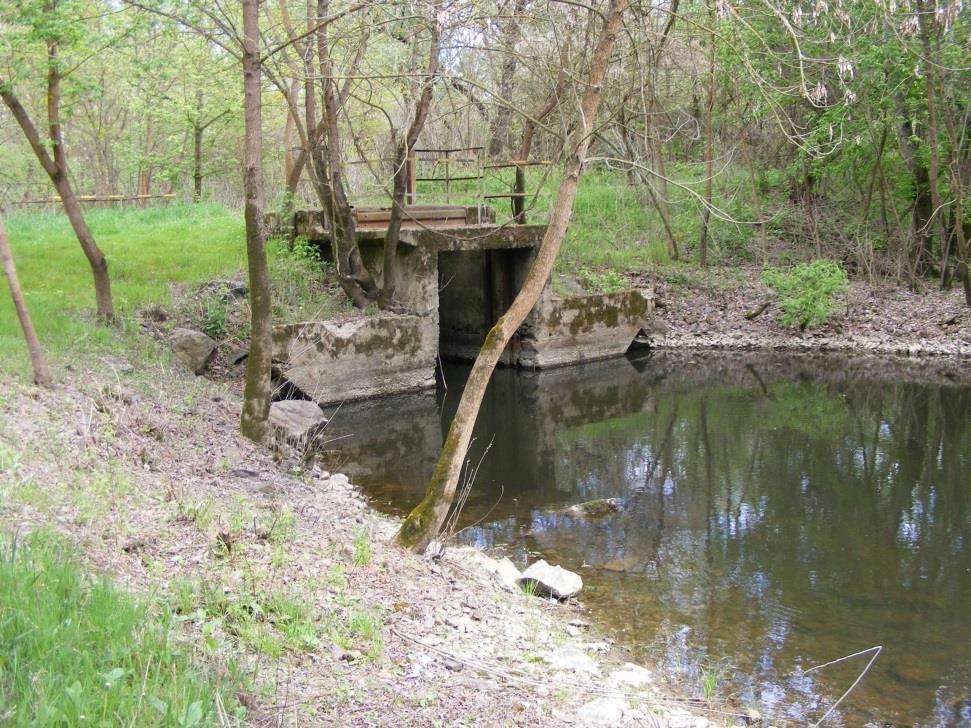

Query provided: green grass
[0,529,243,726]
[404,163,762,275]
[0,203,354,378]
[1,203,245,372]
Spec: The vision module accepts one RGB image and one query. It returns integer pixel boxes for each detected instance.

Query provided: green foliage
[577,266,629,294]
[352,529,372,567]
[0,204,244,373]
[268,236,351,324]
[201,286,230,340]
[699,658,731,702]
[0,530,242,726]
[761,260,849,329]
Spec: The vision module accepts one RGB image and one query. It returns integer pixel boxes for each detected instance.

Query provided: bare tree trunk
[193,91,204,203]
[895,94,934,279]
[744,141,767,266]
[1,42,114,321]
[382,8,441,308]
[512,55,567,224]
[915,0,948,285]
[0,214,52,387]
[698,1,715,269]
[940,86,971,305]
[239,0,273,444]
[486,0,526,159]
[646,1,680,260]
[395,0,628,552]
[305,0,377,308]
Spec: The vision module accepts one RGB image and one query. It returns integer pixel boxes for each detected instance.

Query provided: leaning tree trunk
[1,53,114,321]
[239,0,274,445]
[395,0,628,552]
[0,213,52,387]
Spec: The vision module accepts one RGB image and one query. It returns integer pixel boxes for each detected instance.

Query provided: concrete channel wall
[272,215,654,405]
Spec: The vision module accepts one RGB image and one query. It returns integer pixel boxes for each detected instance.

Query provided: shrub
[761,259,848,329]
[577,266,629,294]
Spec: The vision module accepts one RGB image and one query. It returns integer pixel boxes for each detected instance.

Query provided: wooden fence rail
[14,193,177,205]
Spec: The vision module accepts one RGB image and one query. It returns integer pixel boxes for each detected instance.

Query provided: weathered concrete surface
[438,248,534,364]
[518,289,653,368]
[272,314,437,405]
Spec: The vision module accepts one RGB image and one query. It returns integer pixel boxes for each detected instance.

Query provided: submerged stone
[564,497,622,518]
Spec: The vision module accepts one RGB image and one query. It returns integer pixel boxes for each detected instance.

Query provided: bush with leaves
[761,260,848,329]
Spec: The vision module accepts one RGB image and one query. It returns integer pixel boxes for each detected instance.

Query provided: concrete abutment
[273,212,655,405]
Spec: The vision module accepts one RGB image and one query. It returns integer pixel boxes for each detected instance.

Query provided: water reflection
[319,352,971,726]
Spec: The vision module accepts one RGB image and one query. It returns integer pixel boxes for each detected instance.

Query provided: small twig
[744,299,771,320]
[801,645,883,727]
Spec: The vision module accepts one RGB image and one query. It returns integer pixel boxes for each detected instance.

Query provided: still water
[319,351,971,726]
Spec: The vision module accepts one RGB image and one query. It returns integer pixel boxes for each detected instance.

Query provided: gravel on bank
[633,268,971,359]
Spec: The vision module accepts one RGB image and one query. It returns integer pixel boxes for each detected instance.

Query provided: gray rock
[228,347,249,366]
[170,328,217,374]
[609,662,654,687]
[564,497,621,518]
[518,559,583,600]
[269,400,328,443]
[577,696,627,726]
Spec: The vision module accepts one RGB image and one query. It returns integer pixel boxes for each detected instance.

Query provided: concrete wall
[275,214,656,403]
[273,313,437,404]
[518,289,653,369]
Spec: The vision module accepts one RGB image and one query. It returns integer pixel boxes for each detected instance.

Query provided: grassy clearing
[1,203,245,370]
[0,529,244,726]
[408,163,764,277]
[0,203,353,377]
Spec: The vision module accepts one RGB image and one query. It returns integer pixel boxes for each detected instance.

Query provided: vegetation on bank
[0,203,352,373]
[0,529,244,726]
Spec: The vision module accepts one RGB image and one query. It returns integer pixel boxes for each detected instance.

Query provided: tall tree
[396,0,629,553]
[239,0,273,444]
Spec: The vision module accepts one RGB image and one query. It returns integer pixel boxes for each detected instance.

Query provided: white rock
[518,559,582,599]
[576,696,627,726]
[544,647,600,675]
[495,557,522,590]
[329,473,350,487]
